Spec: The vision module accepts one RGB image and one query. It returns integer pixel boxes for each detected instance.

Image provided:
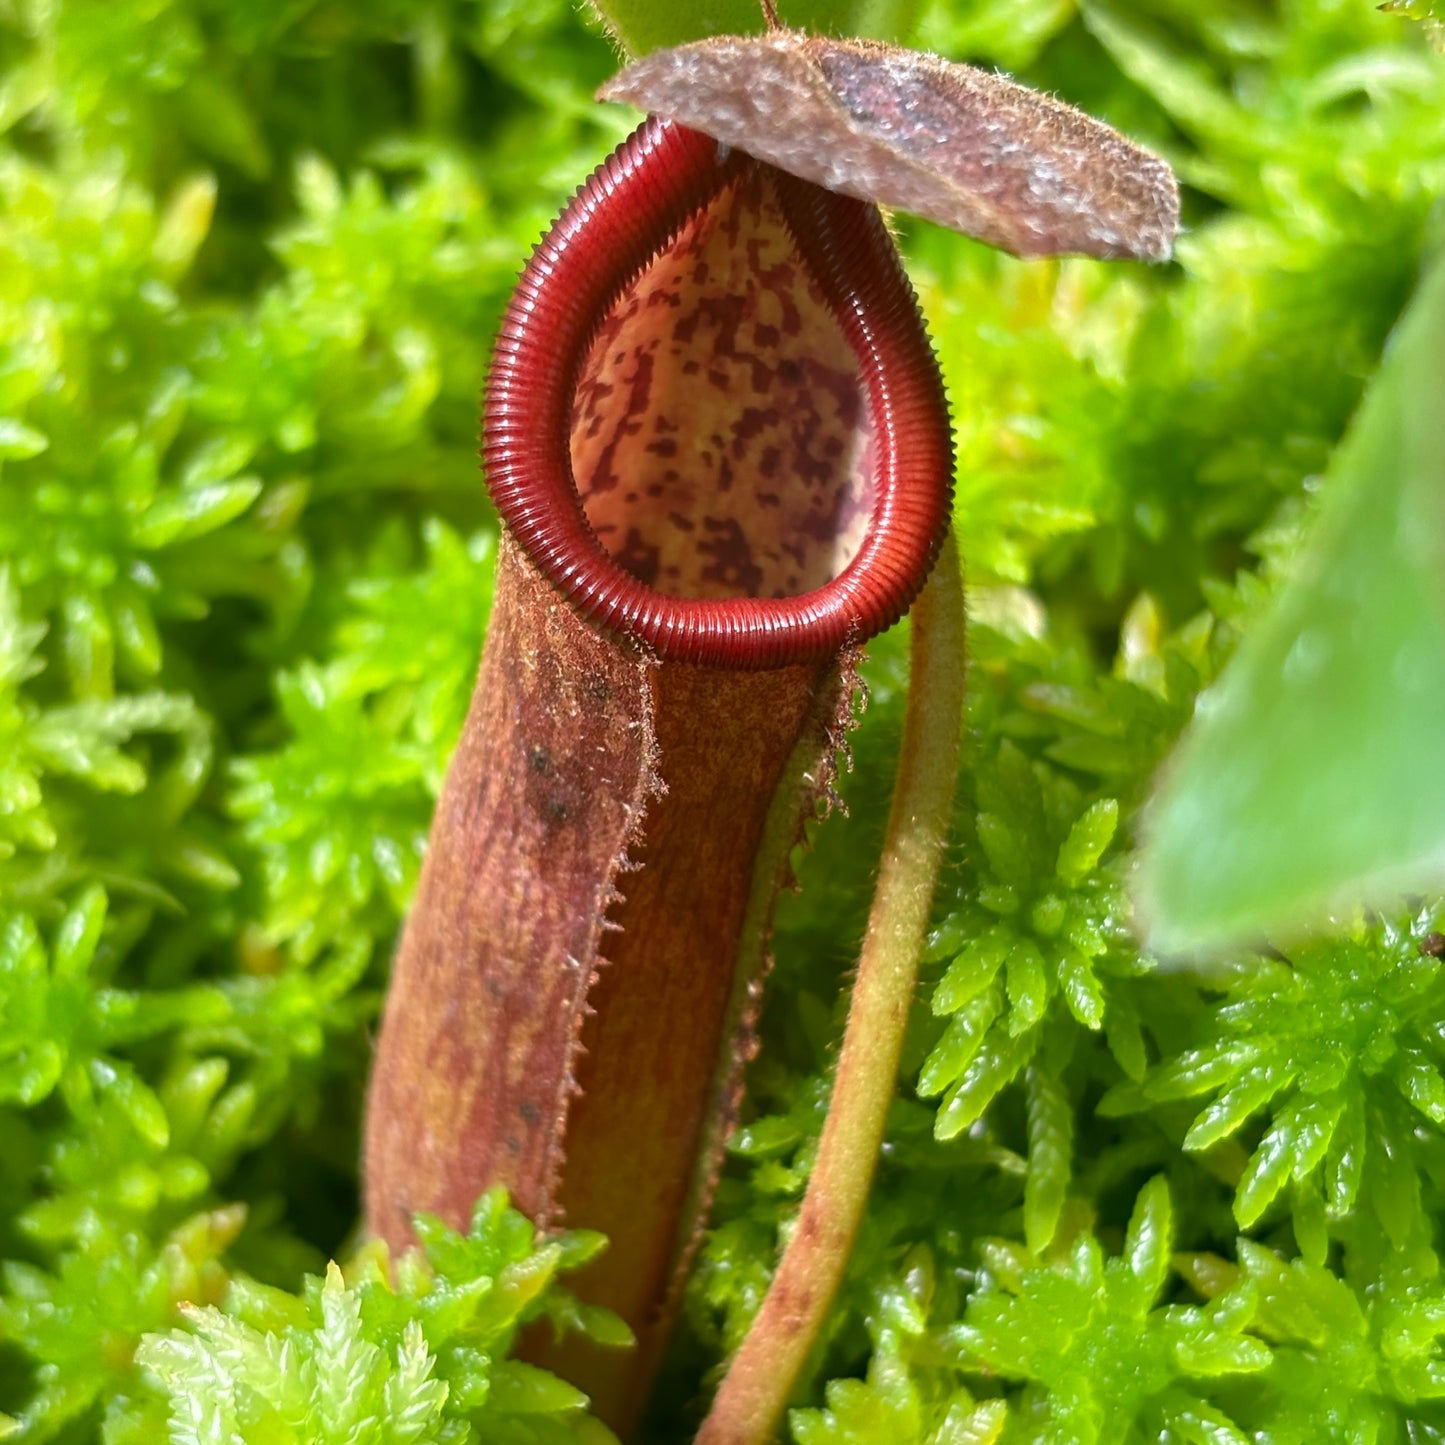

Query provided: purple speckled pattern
[572,167,876,601]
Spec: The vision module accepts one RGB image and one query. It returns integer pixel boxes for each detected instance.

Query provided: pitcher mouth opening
[482,116,953,670]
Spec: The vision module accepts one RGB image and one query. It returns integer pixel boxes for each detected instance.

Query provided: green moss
[106,1189,627,1445]
[1,0,1443,1441]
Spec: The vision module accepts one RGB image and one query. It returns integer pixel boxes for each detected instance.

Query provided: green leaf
[1183,1061,1295,1153]
[1058,947,1105,1030]
[1234,1093,1342,1228]
[1005,938,1047,1035]
[1023,1063,1071,1253]
[1138,259,1445,953]
[1055,798,1119,886]
[935,1027,1035,1141]
[1123,1175,1172,1307]
[918,989,1000,1099]
[933,928,1010,1014]
[130,478,262,548]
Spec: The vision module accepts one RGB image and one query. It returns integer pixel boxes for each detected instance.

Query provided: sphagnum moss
[1,1,1443,1443]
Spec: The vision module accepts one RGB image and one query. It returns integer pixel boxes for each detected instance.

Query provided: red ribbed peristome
[482,115,952,669]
